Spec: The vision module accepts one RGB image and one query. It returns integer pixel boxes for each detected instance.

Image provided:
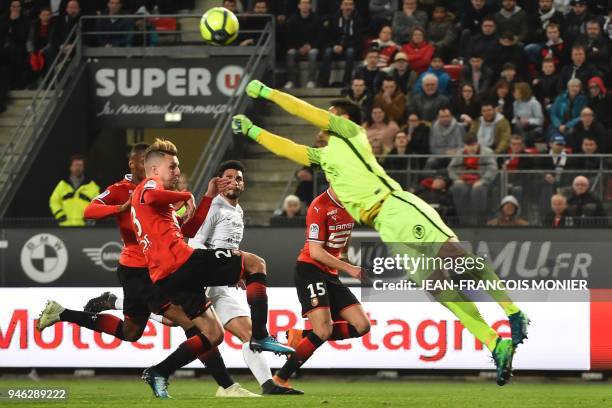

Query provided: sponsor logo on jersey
[83,241,123,271]
[20,234,68,283]
[329,223,354,231]
[144,179,157,190]
[413,225,425,240]
[327,209,338,216]
[309,224,320,239]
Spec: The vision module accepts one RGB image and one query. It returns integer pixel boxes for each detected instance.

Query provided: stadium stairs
[240,87,341,225]
[0,91,48,154]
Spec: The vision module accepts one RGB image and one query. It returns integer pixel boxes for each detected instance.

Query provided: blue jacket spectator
[549,78,588,133]
[414,57,452,97]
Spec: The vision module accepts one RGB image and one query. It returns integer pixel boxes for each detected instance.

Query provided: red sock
[94,314,126,340]
[246,273,268,339]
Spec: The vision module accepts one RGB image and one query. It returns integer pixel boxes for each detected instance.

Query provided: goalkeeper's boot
[36,300,65,332]
[250,335,295,356]
[142,367,171,399]
[492,338,515,386]
[84,291,117,314]
[269,375,304,395]
[508,311,530,347]
[285,328,305,350]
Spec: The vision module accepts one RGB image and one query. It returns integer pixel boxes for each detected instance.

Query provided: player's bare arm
[308,241,362,279]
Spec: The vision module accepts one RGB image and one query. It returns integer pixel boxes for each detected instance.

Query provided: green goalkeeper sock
[440,299,499,352]
[464,255,520,317]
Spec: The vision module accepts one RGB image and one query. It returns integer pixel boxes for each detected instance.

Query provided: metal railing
[0,23,82,217]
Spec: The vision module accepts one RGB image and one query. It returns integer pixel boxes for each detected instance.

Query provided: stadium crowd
[1,0,611,226]
[272,0,612,226]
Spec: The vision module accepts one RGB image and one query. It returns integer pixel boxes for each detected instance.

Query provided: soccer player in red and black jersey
[272,187,371,390]
[36,143,261,398]
[130,139,293,397]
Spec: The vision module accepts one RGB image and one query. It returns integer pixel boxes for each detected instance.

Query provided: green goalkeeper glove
[246,80,272,99]
[232,114,261,140]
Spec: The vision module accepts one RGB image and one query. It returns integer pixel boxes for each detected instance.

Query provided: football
[199,7,239,46]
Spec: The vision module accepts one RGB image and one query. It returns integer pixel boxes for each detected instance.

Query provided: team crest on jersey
[412,225,425,240]
[311,297,319,307]
[144,179,157,189]
[308,224,320,239]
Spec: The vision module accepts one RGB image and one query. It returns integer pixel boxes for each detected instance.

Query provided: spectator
[527,0,566,45]
[426,4,456,62]
[96,0,132,47]
[460,0,491,35]
[448,133,499,223]
[465,16,499,62]
[579,19,610,79]
[525,23,569,70]
[494,0,529,43]
[284,0,320,89]
[568,136,602,172]
[532,57,560,107]
[564,0,593,44]
[346,76,374,119]
[566,175,606,222]
[554,0,573,15]
[512,82,545,145]
[280,194,303,218]
[1,0,30,90]
[503,134,535,204]
[415,171,457,223]
[468,100,512,154]
[354,47,382,93]
[49,154,100,227]
[294,167,315,206]
[569,107,608,152]
[490,31,526,77]
[426,107,464,170]
[26,7,54,87]
[50,0,80,56]
[549,78,589,140]
[370,137,388,165]
[318,0,364,87]
[400,26,434,74]
[557,44,601,92]
[223,0,239,12]
[451,82,482,128]
[537,134,569,210]
[384,129,420,186]
[392,0,428,45]
[368,0,398,36]
[405,112,430,159]
[383,51,418,95]
[587,76,612,129]
[406,73,449,123]
[235,1,269,46]
[414,52,451,97]
[128,8,159,47]
[367,25,399,68]
[491,79,514,120]
[544,193,573,227]
[459,52,494,95]
[604,7,612,42]
[364,106,400,151]
[373,76,406,125]
[487,195,529,226]
[458,0,492,56]
[499,62,520,89]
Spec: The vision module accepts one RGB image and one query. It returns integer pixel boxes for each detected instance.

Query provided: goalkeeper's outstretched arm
[246,80,331,130]
[232,114,318,166]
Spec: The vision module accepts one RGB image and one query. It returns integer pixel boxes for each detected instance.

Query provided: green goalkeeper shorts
[373,190,457,283]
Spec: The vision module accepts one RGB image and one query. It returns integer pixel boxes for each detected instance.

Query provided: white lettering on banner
[0,288,589,370]
[95,101,228,118]
[95,68,212,97]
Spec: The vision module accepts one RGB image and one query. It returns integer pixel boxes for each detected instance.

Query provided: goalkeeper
[232,80,529,386]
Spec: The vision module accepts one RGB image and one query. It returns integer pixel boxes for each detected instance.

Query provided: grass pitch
[0,377,610,407]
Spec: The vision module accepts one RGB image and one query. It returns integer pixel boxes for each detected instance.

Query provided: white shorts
[206,286,250,327]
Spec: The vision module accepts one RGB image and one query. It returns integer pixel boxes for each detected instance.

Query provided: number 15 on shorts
[307,282,326,298]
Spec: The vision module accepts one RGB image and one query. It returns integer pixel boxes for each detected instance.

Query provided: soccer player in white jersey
[187,160,302,395]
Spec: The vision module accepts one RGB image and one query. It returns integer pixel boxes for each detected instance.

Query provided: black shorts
[295,261,360,321]
[156,249,244,319]
[116,264,168,319]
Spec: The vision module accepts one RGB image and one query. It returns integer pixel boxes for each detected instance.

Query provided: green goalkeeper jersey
[306,115,403,224]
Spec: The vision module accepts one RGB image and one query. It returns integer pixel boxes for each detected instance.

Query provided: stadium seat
[150,18,177,32]
[443,64,462,82]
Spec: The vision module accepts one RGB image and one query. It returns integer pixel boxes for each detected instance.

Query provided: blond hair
[145,138,178,163]
[513,82,532,101]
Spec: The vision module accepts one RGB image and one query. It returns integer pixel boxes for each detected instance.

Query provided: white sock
[148,313,164,324]
[114,297,123,310]
[242,342,272,385]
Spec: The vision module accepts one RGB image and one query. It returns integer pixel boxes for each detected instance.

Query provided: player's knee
[355,319,371,336]
[207,324,225,346]
[122,324,145,342]
[245,254,266,275]
[313,324,332,341]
